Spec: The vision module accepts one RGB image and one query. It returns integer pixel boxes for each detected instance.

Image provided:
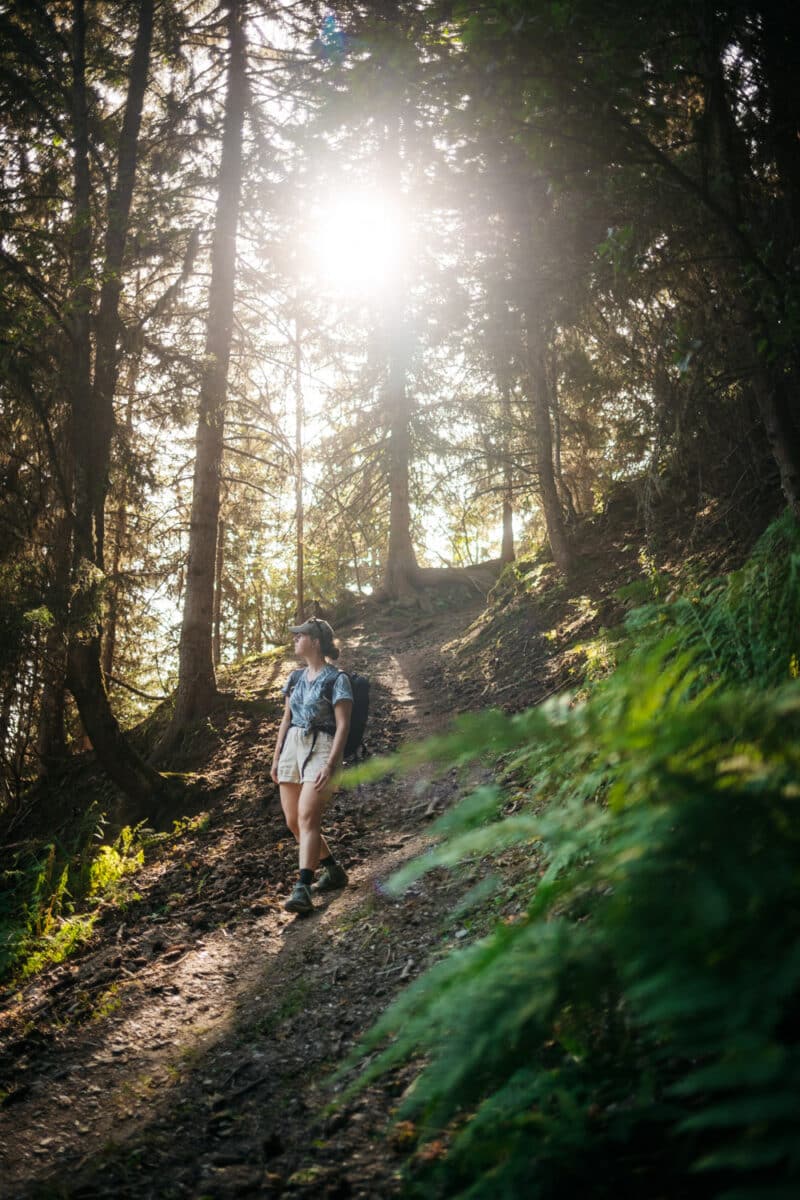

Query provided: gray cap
[289,618,334,643]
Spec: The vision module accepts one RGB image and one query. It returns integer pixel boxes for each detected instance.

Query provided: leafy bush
[345,514,800,1199]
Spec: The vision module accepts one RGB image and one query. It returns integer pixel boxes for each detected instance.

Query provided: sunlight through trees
[0,0,797,805]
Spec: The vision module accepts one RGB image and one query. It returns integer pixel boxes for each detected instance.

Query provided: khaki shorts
[277,726,334,784]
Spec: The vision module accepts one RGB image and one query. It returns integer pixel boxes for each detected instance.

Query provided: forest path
[0,591,489,1200]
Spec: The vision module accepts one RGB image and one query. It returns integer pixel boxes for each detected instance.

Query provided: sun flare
[309,188,409,296]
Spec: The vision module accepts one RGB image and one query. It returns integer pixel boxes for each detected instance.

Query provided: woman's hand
[270,760,280,784]
[313,761,334,791]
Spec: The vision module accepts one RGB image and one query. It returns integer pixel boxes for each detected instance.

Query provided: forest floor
[0,588,515,1200]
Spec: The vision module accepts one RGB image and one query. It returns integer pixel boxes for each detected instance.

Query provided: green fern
[343,513,800,1199]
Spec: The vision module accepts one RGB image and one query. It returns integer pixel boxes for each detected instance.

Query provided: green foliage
[622,510,800,688]
[345,514,800,1198]
[88,824,145,896]
[0,818,146,983]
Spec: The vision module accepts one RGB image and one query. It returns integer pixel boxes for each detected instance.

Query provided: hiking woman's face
[293,632,309,657]
[293,632,319,659]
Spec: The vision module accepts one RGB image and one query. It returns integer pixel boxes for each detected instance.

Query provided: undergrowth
[0,815,206,985]
[345,511,800,1199]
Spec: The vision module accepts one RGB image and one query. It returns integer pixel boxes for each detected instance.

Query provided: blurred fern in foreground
[346,514,800,1199]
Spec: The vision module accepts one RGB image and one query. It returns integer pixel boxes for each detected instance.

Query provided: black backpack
[287,668,370,763]
[331,671,369,762]
[323,670,370,762]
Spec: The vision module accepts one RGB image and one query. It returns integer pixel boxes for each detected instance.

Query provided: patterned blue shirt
[282,665,353,732]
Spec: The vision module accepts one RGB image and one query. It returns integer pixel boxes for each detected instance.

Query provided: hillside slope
[0,496,782,1199]
[1,594,495,1200]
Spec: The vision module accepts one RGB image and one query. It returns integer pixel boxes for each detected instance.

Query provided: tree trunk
[0,682,15,813]
[750,354,800,519]
[212,518,224,668]
[550,372,578,524]
[37,511,71,773]
[294,314,305,620]
[526,322,573,572]
[69,0,95,571]
[37,624,68,772]
[381,354,421,597]
[66,640,162,808]
[102,501,126,682]
[163,0,247,743]
[376,99,420,601]
[103,321,141,685]
[500,385,515,563]
[91,0,154,568]
[501,495,515,565]
[236,604,245,662]
[66,0,163,806]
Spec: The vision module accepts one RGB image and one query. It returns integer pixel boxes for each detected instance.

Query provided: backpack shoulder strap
[322,669,346,701]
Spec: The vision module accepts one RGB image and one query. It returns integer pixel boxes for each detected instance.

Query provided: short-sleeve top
[282,665,353,733]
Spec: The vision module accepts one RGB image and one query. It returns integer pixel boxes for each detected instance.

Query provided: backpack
[286,668,370,763]
[326,671,370,762]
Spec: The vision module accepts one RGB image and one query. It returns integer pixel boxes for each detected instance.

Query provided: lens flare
[310,188,409,297]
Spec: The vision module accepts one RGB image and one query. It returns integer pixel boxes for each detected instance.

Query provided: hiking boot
[283,882,313,914]
[311,861,348,894]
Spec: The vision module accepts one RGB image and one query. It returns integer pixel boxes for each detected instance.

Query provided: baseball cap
[289,618,335,643]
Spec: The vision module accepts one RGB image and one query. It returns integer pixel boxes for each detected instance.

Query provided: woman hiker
[271,618,353,914]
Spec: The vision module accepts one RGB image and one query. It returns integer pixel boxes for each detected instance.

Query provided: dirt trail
[0,596,486,1200]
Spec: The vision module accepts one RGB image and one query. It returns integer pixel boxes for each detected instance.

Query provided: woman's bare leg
[281,781,332,867]
[297,781,332,870]
[279,782,301,840]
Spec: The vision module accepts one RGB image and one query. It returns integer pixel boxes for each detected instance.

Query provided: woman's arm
[313,699,353,790]
[271,696,293,784]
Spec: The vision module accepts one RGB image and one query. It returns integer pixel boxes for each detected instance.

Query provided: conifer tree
[158,0,248,750]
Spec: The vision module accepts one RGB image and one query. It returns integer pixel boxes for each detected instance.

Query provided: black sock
[299,868,313,887]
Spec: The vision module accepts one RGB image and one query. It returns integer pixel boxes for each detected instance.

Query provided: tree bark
[750,353,800,519]
[501,495,515,565]
[69,0,95,570]
[212,518,224,668]
[375,96,421,601]
[500,385,515,563]
[37,511,71,773]
[294,314,305,620]
[37,623,68,771]
[0,683,15,812]
[550,373,578,524]
[526,321,573,572]
[161,0,247,744]
[102,501,126,682]
[236,603,245,662]
[381,347,421,597]
[91,0,154,568]
[66,0,163,806]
